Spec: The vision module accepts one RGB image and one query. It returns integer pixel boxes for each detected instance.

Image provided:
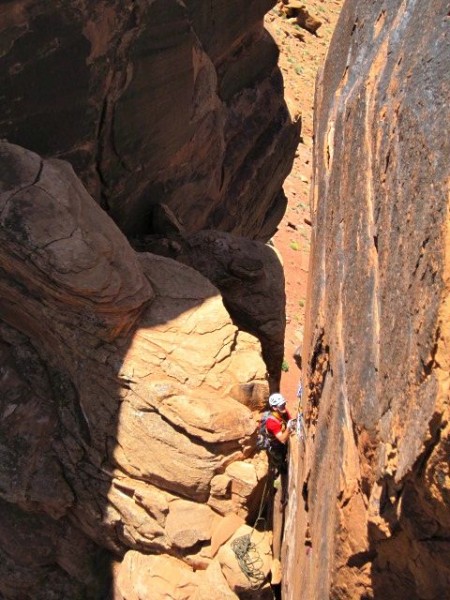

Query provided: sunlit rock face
[0,143,270,599]
[132,229,286,389]
[0,0,299,240]
[285,1,450,599]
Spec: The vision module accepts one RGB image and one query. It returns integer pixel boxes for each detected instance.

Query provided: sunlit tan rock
[226,461,258,504]
[210,513,245,557]
[193,560,239,600]
[132,229,286,386]
[165,499,220,550]
[114,553,198,600]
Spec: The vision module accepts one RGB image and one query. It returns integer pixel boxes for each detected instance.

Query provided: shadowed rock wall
[284,0,450,598]
[0,0,299,239]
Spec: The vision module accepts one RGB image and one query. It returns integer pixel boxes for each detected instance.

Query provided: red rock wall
[0,0,299,239]
[285,0,450,598]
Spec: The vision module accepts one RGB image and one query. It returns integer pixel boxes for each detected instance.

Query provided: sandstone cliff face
[285,1,450,598]
[0,0,299,239]
[0,142,273,599]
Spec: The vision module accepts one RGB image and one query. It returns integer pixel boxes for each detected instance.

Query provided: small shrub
[281,359,289,372]
[290,240,300,251]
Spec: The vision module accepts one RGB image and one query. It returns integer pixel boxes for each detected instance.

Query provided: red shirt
[266,410,292,437]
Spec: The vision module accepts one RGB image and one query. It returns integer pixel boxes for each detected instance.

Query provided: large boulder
[0,0,299,240]
[132,229,286,388]
[0,142,269,598]
[285,1,450,599]
[113,552,243,600]
[113,553,199,600]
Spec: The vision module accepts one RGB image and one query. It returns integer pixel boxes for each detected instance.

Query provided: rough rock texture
[0,0,299,240]
[281,2,322,35]
[285,1,450,599]
[113,525,274,600]
[132,228,286,389]
[216,525,274,599]
[113,553,200,600]
[0,142,270,599]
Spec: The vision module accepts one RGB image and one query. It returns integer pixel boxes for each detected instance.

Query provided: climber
[264,393,295,474]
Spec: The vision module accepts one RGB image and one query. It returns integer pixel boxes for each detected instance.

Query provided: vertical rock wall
[285,1,450,598]
[0,0,299,239]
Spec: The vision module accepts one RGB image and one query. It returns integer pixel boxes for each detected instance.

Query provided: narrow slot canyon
[0,1,448,599]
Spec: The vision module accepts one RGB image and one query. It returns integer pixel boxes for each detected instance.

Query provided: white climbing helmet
[269,393,286,408]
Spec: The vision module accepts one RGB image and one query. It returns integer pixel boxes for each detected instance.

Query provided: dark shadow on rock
[346,468,450,600]
[0,0,300,242]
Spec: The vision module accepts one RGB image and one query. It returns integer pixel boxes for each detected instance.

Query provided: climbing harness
[231,473,273,589]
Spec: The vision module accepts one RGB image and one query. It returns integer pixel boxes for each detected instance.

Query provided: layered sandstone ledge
[285,1,450,598]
